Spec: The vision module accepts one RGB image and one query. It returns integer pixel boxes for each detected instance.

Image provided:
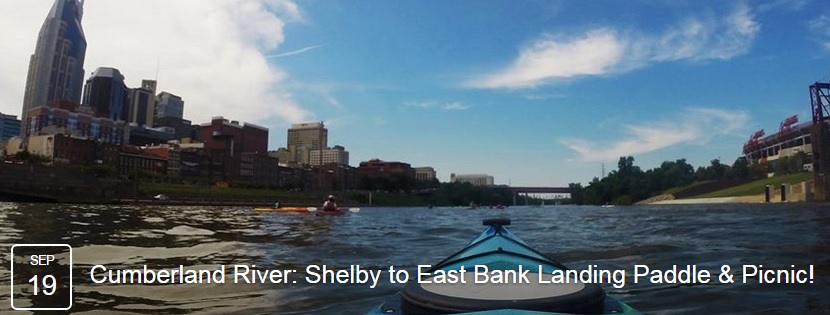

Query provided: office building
[358,159,415,178]
[309,145,349,166]
[82,67,129,121]
[23,101,126,145]
[129,80,157,126]
[286,122,327,165]
[155,92,184,120]
[199,117,269,182]
[0,113,22,141]
[22,0,87,134]
[451,173,494,186]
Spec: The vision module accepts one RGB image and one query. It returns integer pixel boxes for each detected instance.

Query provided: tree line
[568,152,810,205]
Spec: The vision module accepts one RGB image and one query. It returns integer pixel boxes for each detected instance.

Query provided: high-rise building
[82,67,129,121]
[0,113,22,141]
[450,173,494,186]
[286,122,327,165]
[129,80,157,126]
[21,0,87,135]
[309,145,349,166]
[155,92,184,120]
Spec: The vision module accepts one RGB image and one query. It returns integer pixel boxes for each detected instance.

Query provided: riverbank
[648,179,812,205]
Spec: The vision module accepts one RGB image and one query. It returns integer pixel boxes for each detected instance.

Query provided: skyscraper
[287,122,328,165]
[129,80,157,126]
[155,92,184,120]
[82,67,129,121]
[21,0,87,134]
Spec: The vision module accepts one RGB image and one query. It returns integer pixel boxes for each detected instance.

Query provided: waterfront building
[317,163,358,191]
[155,116,199,141]
[155,92,184,120]
[285,122,327,165]
[5,133,119,165]
[82,67,129,121]
[240,152,280,187]
[414,167,437,181]
[23,101,126,145]
[127,124,175,146]
[129,80,157,127]
[451,173,494,186]
[358,159,415,177]
[22,0,87,135]
[309,145,349,166]
[119,152,168,176]
[199,117,269,182]
[143,144,182,176]
[0,113,22,141]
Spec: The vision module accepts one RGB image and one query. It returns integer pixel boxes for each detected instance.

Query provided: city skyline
[2,1,830,186]
[20,0,86,132]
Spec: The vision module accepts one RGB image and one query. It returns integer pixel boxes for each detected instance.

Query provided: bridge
[508,186,570,194]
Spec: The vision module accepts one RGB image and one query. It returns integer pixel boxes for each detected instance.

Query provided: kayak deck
[366,218,641,315]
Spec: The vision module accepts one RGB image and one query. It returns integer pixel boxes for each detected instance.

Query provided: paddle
[311,207,360,213]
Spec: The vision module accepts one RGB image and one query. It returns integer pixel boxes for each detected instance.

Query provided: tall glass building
[155,92,184,120]
[21,0,87,134]
[0,113,22,141]
[82,67,129,122]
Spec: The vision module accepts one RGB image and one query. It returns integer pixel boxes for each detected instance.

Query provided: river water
[0,202,828,314]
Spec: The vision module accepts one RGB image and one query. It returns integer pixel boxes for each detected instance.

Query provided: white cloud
[407,100,470,111]
[0,0,312,126]
[444,102,470,111]
[560,108,749,162]
[265,44,325,58]
[407,101,437,109]
[758,0,808,12]
[467,4,760,89]
[809,14,830,53]
[468,30,624,89]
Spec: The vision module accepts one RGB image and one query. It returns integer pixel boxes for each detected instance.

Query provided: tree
[730,156,749,179]
[568,183,584,205]
[708,158,727,180]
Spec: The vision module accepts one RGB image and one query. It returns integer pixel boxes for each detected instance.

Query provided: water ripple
[0,203,827,314]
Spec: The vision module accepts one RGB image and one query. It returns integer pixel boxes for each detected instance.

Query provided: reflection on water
[0,202,828,314]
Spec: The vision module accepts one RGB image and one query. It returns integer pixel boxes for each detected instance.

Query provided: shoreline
[649,194,802,205]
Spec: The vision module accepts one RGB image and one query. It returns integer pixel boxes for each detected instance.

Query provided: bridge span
[508,186,570,194]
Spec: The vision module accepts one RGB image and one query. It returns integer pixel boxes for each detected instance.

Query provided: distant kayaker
[322,195,338,212]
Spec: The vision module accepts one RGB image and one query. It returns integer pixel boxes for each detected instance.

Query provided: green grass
[662,181,712,196]
[695,172,813,198]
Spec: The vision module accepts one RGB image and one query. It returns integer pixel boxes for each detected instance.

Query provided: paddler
[322,195,338,212]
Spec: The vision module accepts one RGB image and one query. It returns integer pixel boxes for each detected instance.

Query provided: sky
[1,0,829,187]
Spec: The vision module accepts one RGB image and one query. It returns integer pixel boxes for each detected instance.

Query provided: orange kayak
[253,207,317,213]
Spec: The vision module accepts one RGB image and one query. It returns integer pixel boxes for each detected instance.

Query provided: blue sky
[2,0,830,186]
